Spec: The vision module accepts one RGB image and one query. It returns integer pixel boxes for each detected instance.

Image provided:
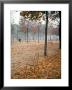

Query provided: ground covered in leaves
[11,40,61,79]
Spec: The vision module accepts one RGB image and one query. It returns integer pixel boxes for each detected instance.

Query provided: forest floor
[11,40,61,79]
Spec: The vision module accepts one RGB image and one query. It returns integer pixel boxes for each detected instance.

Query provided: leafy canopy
[20,11,45,20]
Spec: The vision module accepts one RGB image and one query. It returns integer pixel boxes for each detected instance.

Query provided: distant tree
[49,11,61,48]
[32,25,36,40]
[19,17,29,42]
[37,22,41,43]
[54,11,61,48]
[59,11,61,49]
[26,20,29,42]
[11,24,14,42]
[20,11,49,56]
[19,17,26,41]
[20,11,61,56]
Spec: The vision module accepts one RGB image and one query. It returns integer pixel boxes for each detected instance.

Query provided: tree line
[20,11,61,56]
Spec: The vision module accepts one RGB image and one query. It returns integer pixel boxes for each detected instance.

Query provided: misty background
[11,11,59,42]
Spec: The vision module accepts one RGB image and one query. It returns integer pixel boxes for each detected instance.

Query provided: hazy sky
[10,11,21,24]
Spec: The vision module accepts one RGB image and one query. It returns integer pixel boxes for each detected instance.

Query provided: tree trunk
[27,20,29,43]
[38,25,39,43]
[25,31,26,41]
[17,30,18,40]
[33,32,35,40]
[44,11,48,56]
[27,28,28,42]
[59,11,61,49]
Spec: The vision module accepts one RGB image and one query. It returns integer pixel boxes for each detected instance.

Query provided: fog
[11,11,59,42]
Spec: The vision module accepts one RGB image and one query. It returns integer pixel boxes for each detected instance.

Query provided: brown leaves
[20,11,44,20]
[11,41,61,79]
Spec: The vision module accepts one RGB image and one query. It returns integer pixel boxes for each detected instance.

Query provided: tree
[20,11,49,56]
[44,11,48,56]
[49,11,61,48]
[59,11,61,49]
[51,11,61,48]
[26,20,29,42]
[32,25,36,40]
[19,17,26,41]
[38,21,41,43]
[20,17,29,42]
[11,24,14,43]
[20,11,61,55]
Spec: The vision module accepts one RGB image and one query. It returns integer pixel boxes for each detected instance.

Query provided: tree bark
[33,32,35,40]
[44,11,48,56]
[17,30,18,40]
[27,21,29,43]
[38,25,39,43]
[59,11,61,49]
[27,28,28,42]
